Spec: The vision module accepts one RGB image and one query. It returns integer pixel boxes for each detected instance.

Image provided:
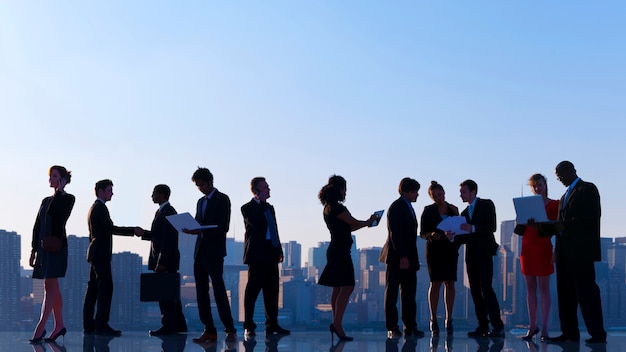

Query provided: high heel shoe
[45,327,67,342]
[430,319,440,336]
[445,319,453,335]
[29,329,46,344]
[329,324,354,342]
[521,327,540,341]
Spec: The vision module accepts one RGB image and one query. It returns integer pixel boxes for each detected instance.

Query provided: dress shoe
[521,327,539,340]
[245,328,256,337]
[404,329,425,338]
[265,325,290,336]
[94,326,122,336]
[149,327,177,336]
[585,336,607,344]
[192,331,218,343]
[29,329,46,344]
[387,327,402,339]
[491,327,505,338]
[225,332,238,342]
[445,319,453,335]
[329,324,354,342]
[467,326,491,338]
[547,334,580,343]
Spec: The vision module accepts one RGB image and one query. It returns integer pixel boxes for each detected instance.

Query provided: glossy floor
[5,330,621,352]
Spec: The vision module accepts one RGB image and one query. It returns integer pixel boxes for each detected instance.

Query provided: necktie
[201,196,208,220]
[468,204,475,220]
[563,186,572,205]
[265,207,279,247]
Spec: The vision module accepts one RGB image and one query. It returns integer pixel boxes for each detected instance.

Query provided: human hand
[460,223,472,232]
[182,228,201,235]
[29,250,37,268]
[432,233,442,241]
[57,177,67,192]
[134,227,144,237]
[155,264,165,272]
[444,231,455,241]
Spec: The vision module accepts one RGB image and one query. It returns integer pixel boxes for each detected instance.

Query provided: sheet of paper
[437,215,469,235]
[512,195,548,224]
[166,212,217,232]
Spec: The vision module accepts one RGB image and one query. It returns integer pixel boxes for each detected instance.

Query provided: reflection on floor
[4,330,621,352]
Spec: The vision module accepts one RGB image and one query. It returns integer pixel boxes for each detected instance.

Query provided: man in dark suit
[241,177,290,337]
[139,184,187,336]
[455,179,504,338]
[183,167,236,343]
[379,177,424,339]
[83,179,139,336]
[548,161,606,344]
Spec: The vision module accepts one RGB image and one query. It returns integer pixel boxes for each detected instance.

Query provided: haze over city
[1,1,625,270]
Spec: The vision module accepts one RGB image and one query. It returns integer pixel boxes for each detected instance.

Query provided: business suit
[555,178,606,340]
[141,201,187,332]
[455,198,503,330]
[83,199,136,331]
[379,196,419,332]
[193,189,236,334]
[241,198,284,331]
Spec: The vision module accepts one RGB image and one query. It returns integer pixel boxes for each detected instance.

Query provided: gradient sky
[2,1,625,268]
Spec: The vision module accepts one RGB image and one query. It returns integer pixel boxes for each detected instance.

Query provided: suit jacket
[379,196,420,271]
[142,202,180,271]
[86,200,136,263]
[32,191,75,250]
[455,198,499,259]
[241,199,284,264]
[194,189,231,261]
[556,179,601,264]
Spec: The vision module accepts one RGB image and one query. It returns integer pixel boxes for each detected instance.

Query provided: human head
[428,180,446,204]
[49,165,71,189]
[528,173,548,197]
[318,175,346,205]
[192,167,214,195]
[251,177,270,202]
[555,161,577,187]
[398,177,420,202]
[152,184,171,205]
[95,179,114,202]
[460,179,478,203]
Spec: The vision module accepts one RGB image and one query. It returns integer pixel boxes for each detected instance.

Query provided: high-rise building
[307,242,330,282]
[282,240,302,270]
[225,237,244,266]
[62,235,90,330]
[0,230,20,329]
[110,251,143,329]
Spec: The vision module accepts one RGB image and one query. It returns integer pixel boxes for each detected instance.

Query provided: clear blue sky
[2,1,625,268]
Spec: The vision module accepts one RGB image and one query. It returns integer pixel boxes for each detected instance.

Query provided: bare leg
[50,279,65,336]
[524,275,538,332]
[331,285,354,336]
[428,281,442,320]
[443,280,456,322]
[32,278,59,339]
[538,275,552,337]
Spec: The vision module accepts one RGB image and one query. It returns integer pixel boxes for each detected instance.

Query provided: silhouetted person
[83,179,139,336]
[241,177,290,337]
[29,165,75,344]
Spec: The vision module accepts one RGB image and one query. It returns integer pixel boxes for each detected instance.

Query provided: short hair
[95,179,113,195]
[556,160,576,173]
[398,177,420,194]
[460,179,478,193]
[153,184,171,199]
[318,174,346,205]
[49,165,71,184]
[192,167,214,183]
[528,174,548,197]
[428,180,444,194]
[250,177,266,195]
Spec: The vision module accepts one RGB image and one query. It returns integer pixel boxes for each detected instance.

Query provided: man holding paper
[455,179,504,338]
[183,167,236,343]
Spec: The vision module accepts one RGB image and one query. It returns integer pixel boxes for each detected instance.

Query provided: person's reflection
[471,337,490,352]
[586,342,607,352]
[444,335,453,352]
[155,334,187,352]
[329,340,348,352]
[243,336,257,352]
[385,338,399,352]
[30,342,46,352]
[47,341,67,352]
[265,334,287,352]
[489,338,503,352]
[402,337,417,352]
[224,339,237,352]
[549,342,581,352]
[83,334,114,352]
[194,341,217,352]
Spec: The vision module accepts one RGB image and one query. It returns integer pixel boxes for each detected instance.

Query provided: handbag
[42,235,63,252]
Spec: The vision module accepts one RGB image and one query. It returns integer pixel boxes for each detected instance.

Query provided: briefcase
[140,272,181,302]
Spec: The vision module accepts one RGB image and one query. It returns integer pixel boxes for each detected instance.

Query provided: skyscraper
[62,235,90,330]
[0,230,20,329]
[282,240,302,270]
[110,251,142,329]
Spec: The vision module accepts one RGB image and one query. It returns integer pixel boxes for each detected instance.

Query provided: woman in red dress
[514,174,558,341]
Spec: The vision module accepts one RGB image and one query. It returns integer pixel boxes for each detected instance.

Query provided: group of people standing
[315,160,607,346]
[28,161,607,346]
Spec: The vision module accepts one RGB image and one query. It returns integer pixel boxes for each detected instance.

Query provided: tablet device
[370,210,385,227]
